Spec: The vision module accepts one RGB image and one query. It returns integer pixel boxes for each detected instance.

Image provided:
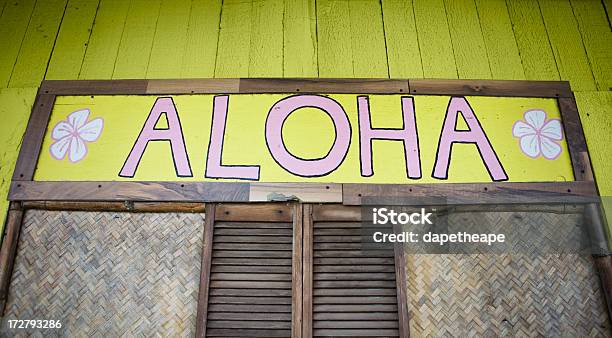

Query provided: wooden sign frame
[5,78,599,204]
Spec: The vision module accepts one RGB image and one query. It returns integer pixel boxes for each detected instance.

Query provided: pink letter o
[265,95,351,177]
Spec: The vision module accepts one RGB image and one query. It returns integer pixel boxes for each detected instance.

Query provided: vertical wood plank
[506,0,559,81]
[214,0,251,77]
[46,0,100,80]
[575,91,612,245]
[0,0,6,17]
[283,0,318,77]
[302,204,313,338]
[605,0,612,25]
[574,91,612,195]
[348,0,388,78]
[570,0,612,91]
[444,0,491,79]
[393,223,410,337]
[538,0,596,91]
[474,0,525,80]
[8,0,68,87]
[146,0,191,79]
[317,0,388,78]
[0,203,24,314]
[413,0,457,78]
[79,0,130,79]
[181,0,221,78]
[112,0,162,79]
[249,0,283,77]
[291,204,303,338]
[0,87,37,235]
[195,203,215,338]
[11,94,56,181]
[0,0,36,88]
[381,0,423,78]
[316,0,352,77]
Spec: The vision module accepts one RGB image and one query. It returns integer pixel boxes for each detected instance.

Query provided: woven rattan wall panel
[406,212,611,337]
[2,210,204,337]
[312,220,399,337]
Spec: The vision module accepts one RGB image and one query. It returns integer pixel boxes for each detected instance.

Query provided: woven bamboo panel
[1,210,204,337]
[406,212,611,337]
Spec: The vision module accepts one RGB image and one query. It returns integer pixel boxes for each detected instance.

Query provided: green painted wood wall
[0,0,611,234]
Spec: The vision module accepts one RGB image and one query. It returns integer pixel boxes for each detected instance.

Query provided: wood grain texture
[506,0,560,81]
[21,201,206,213]
[249,0,283,77]
[316,0,353,77]
[574,92,612,194]
[474,0,525,80]
[215,203,293,222]
[283,0,318,77]
[11,94,55,181]
[292,204,303,338]
[0,88,37,235]
[0,203,23,313]
[249,183,342,203]
[239,78,408,93]
[558,97,590,181]
[408,79,572,97]
[195,203,215,338]
[381,0,423,78]
[570,0,612,91]
[146,0,191,79]
[146,78,239,94]
[112,0,161,79]
[347,0,388,78]
[302,204,313,338]
[181,0,221,78]
[9,181,249,202]
[45,0,99,80]
[214,0,251,77]
[0,0,36,87]
[312,204,361,222]
[538,0,596,91]
[444,0,491,79]
[413,0,457,78]
[393,222,410,337]
[8,0,68,87]
[78,0,130,79]
[40,79,148,94]
[343,181,598,205]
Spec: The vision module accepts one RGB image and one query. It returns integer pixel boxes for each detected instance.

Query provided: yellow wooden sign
[35,94,573,183]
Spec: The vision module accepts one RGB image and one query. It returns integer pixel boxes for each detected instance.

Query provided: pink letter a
[119,97,192,178]
[432,97,507,181]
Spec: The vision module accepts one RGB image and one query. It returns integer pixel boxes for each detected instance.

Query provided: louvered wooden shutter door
[303,204,409,337]
[197,203,302,338]
[197,203,408,337]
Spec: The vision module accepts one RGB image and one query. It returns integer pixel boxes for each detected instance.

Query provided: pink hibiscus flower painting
[50,109,104,163]
[512,110,563,160]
